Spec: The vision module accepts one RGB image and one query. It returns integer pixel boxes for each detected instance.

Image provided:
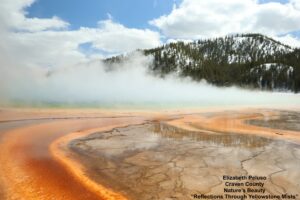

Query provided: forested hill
[105,34,300,92]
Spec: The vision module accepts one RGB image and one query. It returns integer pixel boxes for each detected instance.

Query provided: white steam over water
[1,0,300,108]
[0,52,299,107]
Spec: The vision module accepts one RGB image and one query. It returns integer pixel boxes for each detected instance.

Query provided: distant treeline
[105,34,300,92]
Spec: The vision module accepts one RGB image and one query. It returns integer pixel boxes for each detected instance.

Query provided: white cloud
[82,19,161,53]
[2,19,161,69]
[290,0,300,10]
[0,0,69,32]
[0,0,299,106]
[0,0,162,104]
[275,34,300,48]
[19,16,69,32]
[254,2,300,35]
[150,0,300,39]
[0,0,162,70]
[6,31,89,68]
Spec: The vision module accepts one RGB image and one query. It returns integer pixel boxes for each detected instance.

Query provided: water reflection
[151,123,272,148]
[248,111,300,132]
[71,121,300,200]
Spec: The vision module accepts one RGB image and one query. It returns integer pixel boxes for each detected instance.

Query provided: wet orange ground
[0,111,151,200]
[0,107,299,200]
[168,109,300,143]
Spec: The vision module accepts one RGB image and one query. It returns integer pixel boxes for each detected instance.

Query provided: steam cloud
[0,52,299,107]
[0,0,300,108]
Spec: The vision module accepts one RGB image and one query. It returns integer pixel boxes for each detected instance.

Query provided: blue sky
[2,0,300,103]
[26,0,294,31]
[1,0,300,69]
[25,0,300,40]
[27,0,180,30]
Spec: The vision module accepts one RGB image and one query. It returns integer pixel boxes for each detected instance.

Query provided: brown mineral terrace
[0,107,299,200]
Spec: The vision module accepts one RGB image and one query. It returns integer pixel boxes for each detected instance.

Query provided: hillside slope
[106,34,300,92]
